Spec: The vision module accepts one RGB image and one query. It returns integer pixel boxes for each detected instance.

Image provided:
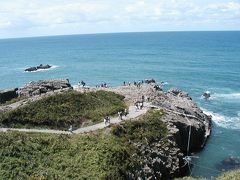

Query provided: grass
[0,90,126,130]
[111,109,167,144]
[0,110,167,179]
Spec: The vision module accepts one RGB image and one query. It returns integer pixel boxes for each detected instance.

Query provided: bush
[0,110,167,179]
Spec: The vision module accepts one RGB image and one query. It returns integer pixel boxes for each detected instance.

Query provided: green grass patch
[0,110,167,179]
[111,109,167,144]
[0,90,126,130]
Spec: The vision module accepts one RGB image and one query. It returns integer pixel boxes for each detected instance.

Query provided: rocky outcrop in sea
[25,64,52,72]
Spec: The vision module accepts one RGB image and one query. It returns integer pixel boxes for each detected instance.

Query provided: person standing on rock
[124,108,128,117]
[81,81,86,87]
[135,102,139,112]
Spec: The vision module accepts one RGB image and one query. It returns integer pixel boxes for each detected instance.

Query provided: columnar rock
[17,79,72,97]
[152,87,212,152]
[110,83,211,178]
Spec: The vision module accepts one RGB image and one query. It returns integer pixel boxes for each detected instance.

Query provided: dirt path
[0,103,150,135]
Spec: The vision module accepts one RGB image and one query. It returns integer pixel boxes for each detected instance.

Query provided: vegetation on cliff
[0,90,126,130]
[0,110,167,179]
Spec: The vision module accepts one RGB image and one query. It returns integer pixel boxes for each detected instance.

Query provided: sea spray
[202,108,240,130]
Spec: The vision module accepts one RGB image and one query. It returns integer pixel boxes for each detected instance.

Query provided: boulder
[216,156,240,172]
[25,67,37,72]
[0,88,18,103]
[37,64,51,70]
[144,79,156,84]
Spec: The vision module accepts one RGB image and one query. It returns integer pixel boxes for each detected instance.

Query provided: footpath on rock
[0,103,149,135]
[0,79,211,150]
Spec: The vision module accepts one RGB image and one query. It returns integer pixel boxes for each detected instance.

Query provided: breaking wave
[202,108,240,130]
[211,92,240,100]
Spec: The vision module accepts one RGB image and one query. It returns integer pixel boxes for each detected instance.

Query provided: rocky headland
[104,82,212,178]
[0,79,212,179]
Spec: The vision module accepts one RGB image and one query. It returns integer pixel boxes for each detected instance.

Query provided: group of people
[78,80,86,87]
[123,80,145,87]
[77,80,110,89]
[135,101,144,111]
[134,95,146,111]
[96,83,108,88]
[118,109,128,120]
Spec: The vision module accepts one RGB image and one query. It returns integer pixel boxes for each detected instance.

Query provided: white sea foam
[202,108,240,129]
[211,92,240,100]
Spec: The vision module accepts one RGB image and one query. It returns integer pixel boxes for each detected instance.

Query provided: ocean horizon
[0,31,240,178]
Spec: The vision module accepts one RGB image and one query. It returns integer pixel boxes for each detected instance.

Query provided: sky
[0,0,240,38]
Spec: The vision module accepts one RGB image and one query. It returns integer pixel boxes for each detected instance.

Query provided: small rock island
[24,64,52,72]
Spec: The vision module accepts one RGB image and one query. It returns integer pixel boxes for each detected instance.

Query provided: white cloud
[0,0,239,38]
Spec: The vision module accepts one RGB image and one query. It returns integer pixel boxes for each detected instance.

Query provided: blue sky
[0,0,240,38]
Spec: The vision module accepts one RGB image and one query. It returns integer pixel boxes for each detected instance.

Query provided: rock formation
[17,79,72,97]
[0,88,18,103]
[109,83,211,178]
[25,64,52,72]
[0,79,211,179]
[216,156,240,172]
[152,88,212,152]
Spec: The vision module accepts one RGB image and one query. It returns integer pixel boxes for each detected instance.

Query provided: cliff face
[153,88,211,153]
[0,80,211,179]
[105,83,211,179]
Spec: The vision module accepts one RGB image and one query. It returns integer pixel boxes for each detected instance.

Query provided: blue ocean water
[0,31,240,178]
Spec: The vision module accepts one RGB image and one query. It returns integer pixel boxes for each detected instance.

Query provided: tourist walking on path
[104,117,107,126]
[118,111,123,120]
[68,125,73,133]
[104,116,111,126]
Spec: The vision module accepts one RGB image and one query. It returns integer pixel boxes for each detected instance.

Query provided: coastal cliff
[0,80,211,179]
[106,83,211,179]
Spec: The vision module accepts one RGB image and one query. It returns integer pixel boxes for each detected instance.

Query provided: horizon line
[1,30,240,40]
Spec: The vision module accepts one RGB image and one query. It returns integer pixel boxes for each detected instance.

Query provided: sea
[0,31,239,178]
